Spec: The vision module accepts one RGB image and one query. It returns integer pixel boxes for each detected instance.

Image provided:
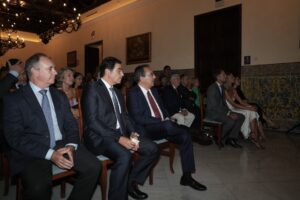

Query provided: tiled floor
[1,131,300,200]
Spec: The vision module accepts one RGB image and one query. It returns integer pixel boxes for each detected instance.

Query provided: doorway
[84,41,103,79]
[194,5,241,91]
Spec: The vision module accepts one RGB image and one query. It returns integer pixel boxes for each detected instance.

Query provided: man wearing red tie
[127,64,207,191]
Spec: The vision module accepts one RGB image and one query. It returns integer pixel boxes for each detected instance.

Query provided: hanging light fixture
[0,29,25,56]
[0,1,110,47]
[38,16,81,44]
[0,0,82,45]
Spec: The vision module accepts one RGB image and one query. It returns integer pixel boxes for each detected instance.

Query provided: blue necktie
[39,90,56,148]
[109,87,125,135]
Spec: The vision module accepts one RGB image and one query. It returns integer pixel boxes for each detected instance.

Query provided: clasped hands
[51,146,75,170]
[119,132,140,151]
[179,108,188,116]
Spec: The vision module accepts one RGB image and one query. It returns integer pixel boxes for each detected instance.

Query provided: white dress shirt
[138,85,164,119]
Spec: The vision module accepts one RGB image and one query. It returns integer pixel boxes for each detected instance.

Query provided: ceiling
[0,0,110,35]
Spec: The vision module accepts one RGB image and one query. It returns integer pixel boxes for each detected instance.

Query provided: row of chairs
[1,89,176,200]
[199,94,223,147]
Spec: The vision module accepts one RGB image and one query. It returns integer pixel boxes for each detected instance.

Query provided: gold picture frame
[126,32,151,65]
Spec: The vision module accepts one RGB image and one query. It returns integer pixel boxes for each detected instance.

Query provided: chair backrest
[199,93,209,129]
[76,89,83,140]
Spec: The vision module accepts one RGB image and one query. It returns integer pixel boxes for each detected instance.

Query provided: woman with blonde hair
[56,67,80,119]
[224,73,265,149]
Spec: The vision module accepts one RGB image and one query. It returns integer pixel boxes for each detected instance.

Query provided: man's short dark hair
[163,65,171,71]
[99,57,122,78]
[25,53,48,78]
[180,74,187,80]
[133,64,149,83]
[6,58,21,69]
[212,68,224,81]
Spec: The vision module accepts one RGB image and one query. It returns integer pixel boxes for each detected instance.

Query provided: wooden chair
[148,139,175,185]
[1,151,9,196]
[15,165,76,200]
[200,94,223,147]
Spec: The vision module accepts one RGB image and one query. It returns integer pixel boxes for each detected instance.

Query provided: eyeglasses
[144,72,155,77]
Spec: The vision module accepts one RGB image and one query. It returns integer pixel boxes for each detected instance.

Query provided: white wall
[1,0,299,73]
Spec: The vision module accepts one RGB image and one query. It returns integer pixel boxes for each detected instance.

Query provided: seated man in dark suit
[162,74,195,127]
[205,69,245,148]
[177,74,196,114]
[82,57,159,200]
[0,59,24,152]
[127,64,207,191]
[3,53,100,200]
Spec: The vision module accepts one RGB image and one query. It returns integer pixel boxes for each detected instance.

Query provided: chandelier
[0,29,25,56]
[0,0,83,45]
[39,17,81,44]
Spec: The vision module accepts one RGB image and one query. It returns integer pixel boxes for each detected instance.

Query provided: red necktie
[147,91,162,119]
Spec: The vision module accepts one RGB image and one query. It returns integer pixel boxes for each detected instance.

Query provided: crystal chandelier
[0,29,25,56]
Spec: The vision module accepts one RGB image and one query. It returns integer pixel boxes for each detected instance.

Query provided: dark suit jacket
[3,85,79,176]
[177,84,196,113]
[0,74,19,151]
[205,82,229,120]
[0,73,18,98]
[162,85,182,116]
[127,85,169,126]
[82,80,134,154]
[0,74,18,129]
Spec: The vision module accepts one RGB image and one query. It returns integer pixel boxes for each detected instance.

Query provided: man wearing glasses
[127,64,207,191]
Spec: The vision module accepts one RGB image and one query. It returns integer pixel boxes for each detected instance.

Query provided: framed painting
[126,32,151,65]
[67,50,77,67]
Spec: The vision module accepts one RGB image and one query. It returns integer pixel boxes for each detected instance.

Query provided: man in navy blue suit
[127,64,207,191]
[82,57,159,200]
[3,53,100,200]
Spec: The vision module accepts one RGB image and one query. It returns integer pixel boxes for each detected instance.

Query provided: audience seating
[200,94,223,147]
[13,89,84,200]
[1,151,9,196]
[15,165,76,200]
[77,89,113,200]
[149,139,175,185]
[78,90,176,199]
[5,87,175,200]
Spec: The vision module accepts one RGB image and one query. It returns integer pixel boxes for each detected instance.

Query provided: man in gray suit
[205,69,244,148]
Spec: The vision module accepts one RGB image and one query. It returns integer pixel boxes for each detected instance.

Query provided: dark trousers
[211,112,245,140]
[90,137,159,200]
[20,144,101,200]
[143,120,196,174]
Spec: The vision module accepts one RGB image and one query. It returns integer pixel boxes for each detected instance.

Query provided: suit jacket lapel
[22,85,48,127]
[49,87,63,131]
[214,83,222,98]
[151,88,168,118]
[96,80,114,110]
[135,86,152,115]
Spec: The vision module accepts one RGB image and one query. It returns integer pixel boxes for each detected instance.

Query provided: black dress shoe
[218,141,225,149]
[225,139,239,148]
[192,135,213,146]
[232,139,242,148]
[180,176,207,191]
[128,184,148,200]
